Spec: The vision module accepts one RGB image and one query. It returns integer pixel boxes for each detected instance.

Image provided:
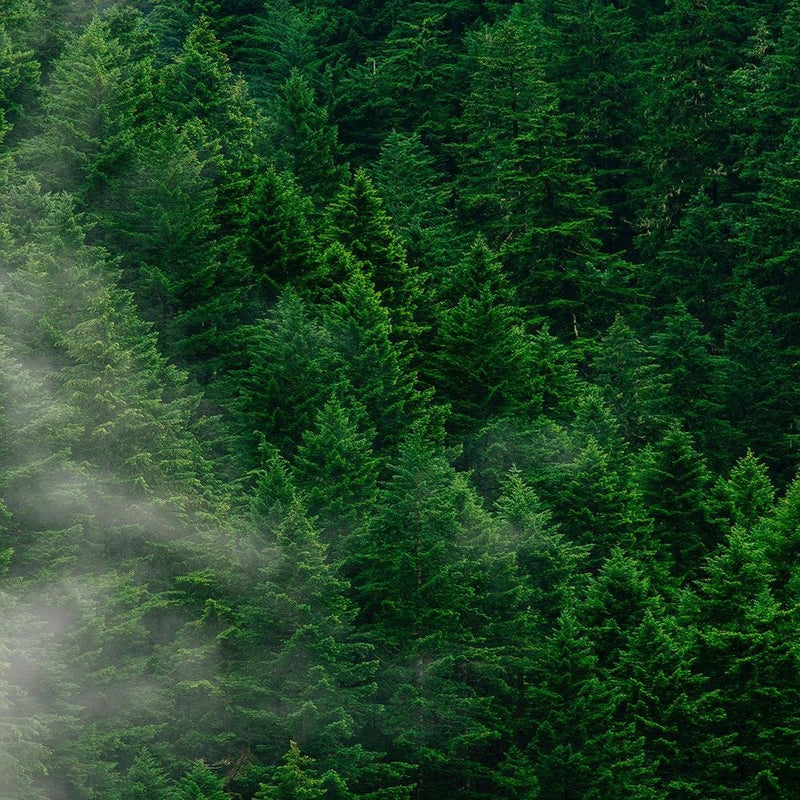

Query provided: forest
[1,0,799,797]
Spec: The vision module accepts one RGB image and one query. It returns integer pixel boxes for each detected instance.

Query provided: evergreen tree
[348,428,501,797]
[322,267,425,455]
[456,10,634,335]
[17,15,150,200]
[715,450,775,532]
[254,741,326,800]
[232,288,343,465]
[0,0,40,140]
[720,281,798,478]
[427,236,540,434]
[371,129,459,273]
[292,395,380,547]
[266,69,347,210]
[118,750,179,800]
[242,166,318,311]
[637,426,720,583]
[322,168,423,346]
[650,301,729,460]
[691,526,800,797]
[516,606,657,799]
[176,762,228,800]
[591,317,672,447]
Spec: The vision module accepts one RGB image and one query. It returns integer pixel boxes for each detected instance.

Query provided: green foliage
[254,742,326,800]
[2,2,800,797]
[428,237,540,433]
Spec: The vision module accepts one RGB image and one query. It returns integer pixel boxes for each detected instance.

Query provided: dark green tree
[456,10,634,334]
[650,301,730,460]
[118,750,179,800]
[266,69,347,209]
[690,526,800,797]
[322,266,426,455]
[232,288,343,465]
[322,168,423,346]
[636,426,720,583]
[427,237,541,434]
[720,281,798,477]
[254,741,326,800]
[292,395,380,546]
[348,428,502,797]
[371,129,459,273]
[592,316,672,447]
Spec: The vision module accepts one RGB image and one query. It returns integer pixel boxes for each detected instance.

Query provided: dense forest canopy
[1,0,800,797]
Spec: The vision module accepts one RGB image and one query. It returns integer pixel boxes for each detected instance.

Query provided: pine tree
[518,606,657,799]
[119,750,179,800]
[427,236,541,434]
[16,15,150,200]
[715,450,775,532]
[738,118,800,358]
[322,168,423,347]
[176,762,228,800]
[322,267,425,455]
[231,288,343,466]
[537,0,638,251]
[371,129,459,273]
[632,0,758,257]
[649,301,732,468]
[266,69,347,210]
[552,439,652,571]
[242,166,318,312]
[648,193,739,335]
[292,395,380,547]
[223,498,382,790]
[229,0,323,104]
[254,741,327,800]
[162,16,259,240]
[591,317,672,448]
[636,426,720,583]
[720,281,798,478]
[348,428,501,796]
[691,526,800,797]
[456,9,634,335]
[0,0,40,140]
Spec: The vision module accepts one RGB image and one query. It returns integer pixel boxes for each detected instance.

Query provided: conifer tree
[0,1,40,140]
[650,301,729,459]
[518,606,657,799]
[254,741,326,800]
[162,16,258,240]
[427,236,540,434]
[176,762,228,800]
[456,10,634,335]
[223,497,383,791]
[17,15,150,200]
[691,526,800,797]
[119,750,179,800]
[552,439,652,571]
[242,166,317,312]
[537,0,638,251]
[648,193,739,335]
[592,317,672,447]
[715,451,775,532]
[371,130,459,273]
[720,281,798,477]
[322,267,425,454]
[232,288,343,465]
[348,428,501,796]
[292,395,380,548]
[267,69,347,210]
[637,426,720,583]
[322,168,423,346]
